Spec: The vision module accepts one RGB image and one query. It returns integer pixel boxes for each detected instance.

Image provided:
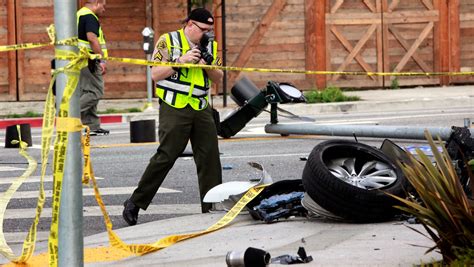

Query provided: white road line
[221,153,307,159]
[2,231,50,244]
[0,166,25,172]
[4,204,201,219]
[9,187,180,199]
[0,176,104,185]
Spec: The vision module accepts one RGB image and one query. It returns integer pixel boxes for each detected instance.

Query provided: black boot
[123,199,139,226]
[90,128,110,136]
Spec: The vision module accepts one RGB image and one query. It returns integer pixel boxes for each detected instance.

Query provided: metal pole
[146,54,153,106]
[222,0,227,107]
[54,1,84,266]
[264,123,472,141]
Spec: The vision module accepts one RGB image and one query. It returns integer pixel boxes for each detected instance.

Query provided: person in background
[77,0,110,135]
[123,7,223,226]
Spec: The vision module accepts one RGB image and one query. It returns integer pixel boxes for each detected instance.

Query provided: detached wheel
[302,140,408,222]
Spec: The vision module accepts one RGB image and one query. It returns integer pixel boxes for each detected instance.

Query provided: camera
[198,32,214,65]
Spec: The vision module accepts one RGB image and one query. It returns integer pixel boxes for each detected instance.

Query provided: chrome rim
[328,157,397,190]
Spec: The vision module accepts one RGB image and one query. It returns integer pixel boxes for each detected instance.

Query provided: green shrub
[390,78,400,89]
[127,108,142,113]
[98,108,141,114]
[304,87,360,103]
[389,131,474,264]
[6,111,42,118]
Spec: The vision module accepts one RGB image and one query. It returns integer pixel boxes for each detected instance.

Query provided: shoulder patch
[157,39,167,50]
[154,51,163,61]
[215,56,222,66]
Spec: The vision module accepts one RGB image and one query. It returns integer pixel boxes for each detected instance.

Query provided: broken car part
[226,247,271,267]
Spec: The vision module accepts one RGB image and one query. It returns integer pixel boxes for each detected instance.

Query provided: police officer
[77,0,110,135]
[123,8,223,226]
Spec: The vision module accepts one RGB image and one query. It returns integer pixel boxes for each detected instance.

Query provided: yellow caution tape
[1,23,474,77]
[105,56,474,76]
[82,127,268,257]
[56,117,83,133]
[0,25,77,52]
[0,77,57,265]
[48,48,87,267]
[0,128,38,263]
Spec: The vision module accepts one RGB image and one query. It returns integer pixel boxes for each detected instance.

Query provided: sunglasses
[192,21,212,33]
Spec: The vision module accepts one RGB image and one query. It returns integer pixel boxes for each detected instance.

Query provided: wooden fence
[0,0,472,101]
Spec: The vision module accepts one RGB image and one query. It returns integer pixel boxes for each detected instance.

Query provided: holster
[88,59,98,73]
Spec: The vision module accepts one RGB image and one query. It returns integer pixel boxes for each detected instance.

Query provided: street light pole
[54,1,84,266]
[265,124,472,141]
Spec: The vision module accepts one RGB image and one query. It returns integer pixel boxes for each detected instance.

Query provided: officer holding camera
[123,8,223,226]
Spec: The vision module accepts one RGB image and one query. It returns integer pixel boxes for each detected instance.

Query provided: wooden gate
[325,0,442,88]
[383,0,439,87]
[15,0,56,100]
[452,0,474,84]
[0,0,17,101]
[224,0,310,89]
[325,0,384,88]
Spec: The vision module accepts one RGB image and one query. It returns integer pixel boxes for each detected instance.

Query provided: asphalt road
[0,106,472,246]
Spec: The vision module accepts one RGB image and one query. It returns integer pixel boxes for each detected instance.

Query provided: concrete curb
[1,95,471,129]
[0,114,124,130]
[1,85,472,129]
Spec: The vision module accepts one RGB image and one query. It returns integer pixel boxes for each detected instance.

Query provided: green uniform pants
[130,102,222,213]
[79,61,104,131]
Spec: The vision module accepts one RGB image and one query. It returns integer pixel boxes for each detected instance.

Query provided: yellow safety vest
[76,7,108,57]
[156,29,218,110]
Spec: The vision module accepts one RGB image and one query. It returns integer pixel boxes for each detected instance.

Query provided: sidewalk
[0,213,442,266]
[0,85,473,129]
[82,213,440,266]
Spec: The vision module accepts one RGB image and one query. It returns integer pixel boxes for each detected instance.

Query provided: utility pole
[54,0,84,266]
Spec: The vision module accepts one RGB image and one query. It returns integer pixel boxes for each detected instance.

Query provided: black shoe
[201,202,213,213]
[123,199,139,226]
[90,128,110,136]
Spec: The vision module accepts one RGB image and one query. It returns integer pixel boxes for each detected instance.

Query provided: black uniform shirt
[78,14,100,41]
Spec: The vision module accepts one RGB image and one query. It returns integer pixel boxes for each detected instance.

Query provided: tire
[302,140,409,222]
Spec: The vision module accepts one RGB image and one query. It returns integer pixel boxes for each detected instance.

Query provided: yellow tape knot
[56,117,83,132]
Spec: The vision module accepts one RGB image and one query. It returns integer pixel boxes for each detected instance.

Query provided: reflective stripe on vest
[77,7,108,57]
[155,29,218,110]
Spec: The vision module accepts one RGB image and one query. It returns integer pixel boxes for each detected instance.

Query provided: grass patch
[390,78,400,89]
[98,107,142,114]
[304,86,360,103]
[5,111,42,118]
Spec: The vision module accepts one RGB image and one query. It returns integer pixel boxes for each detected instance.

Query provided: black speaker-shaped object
[130,119,156,143]
[219,77,268,138]
[5,124,33,148]
[217,76,306,139]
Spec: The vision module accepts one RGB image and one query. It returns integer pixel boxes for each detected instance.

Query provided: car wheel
[302,140,409,222]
